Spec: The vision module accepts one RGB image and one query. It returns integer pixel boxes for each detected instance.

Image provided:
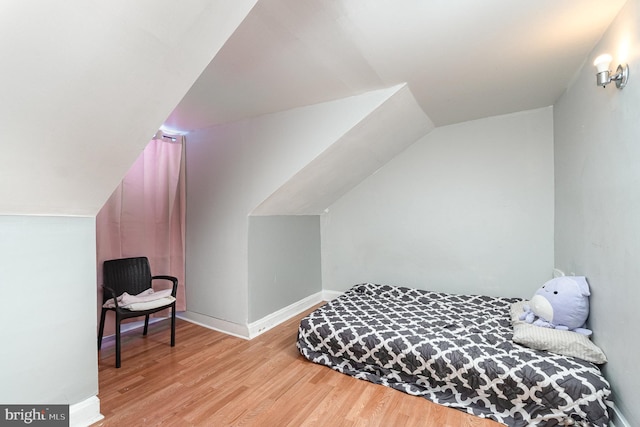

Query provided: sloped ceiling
[252,84,434,215]
[165,0,627,131]
[0,1,627,216]
[0,0,257,216]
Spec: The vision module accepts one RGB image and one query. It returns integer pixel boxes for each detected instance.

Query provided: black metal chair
[97,256,178,368]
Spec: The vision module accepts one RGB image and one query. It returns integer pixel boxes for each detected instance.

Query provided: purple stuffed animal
[520,276,592,336]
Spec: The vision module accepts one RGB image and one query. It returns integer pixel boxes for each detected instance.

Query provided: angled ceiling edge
[0,1,257,216]
[251,84,434,215]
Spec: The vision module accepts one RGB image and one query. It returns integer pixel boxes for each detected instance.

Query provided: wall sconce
[593,54,629,89]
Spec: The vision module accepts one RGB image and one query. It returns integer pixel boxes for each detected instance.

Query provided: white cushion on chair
[123,296,175,311]
[103,288,174,310]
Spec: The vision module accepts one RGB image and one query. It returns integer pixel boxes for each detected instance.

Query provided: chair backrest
[103,257,153,302]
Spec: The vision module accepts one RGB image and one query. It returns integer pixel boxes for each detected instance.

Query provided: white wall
[248,216,321,322]
[0,216,97,405]
[322,107,555,297]
[0,3,258,421]
[185,87,405,326]
[554,1,640,424]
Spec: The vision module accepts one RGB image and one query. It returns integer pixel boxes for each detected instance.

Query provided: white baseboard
[179,289,344,340]
[611,403,631,427]
[322,289,344,301]
[70,396,103,427]
[177,311,250,339]
[247,291,324,339]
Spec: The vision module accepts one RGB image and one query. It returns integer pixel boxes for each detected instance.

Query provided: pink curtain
[96,135,186,335]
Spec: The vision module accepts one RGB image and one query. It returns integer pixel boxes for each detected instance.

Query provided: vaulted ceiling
[0,1,257,215]
[0,1,627,216]
[164,0,627,131]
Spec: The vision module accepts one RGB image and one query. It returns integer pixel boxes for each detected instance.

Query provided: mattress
[296,283,611,426]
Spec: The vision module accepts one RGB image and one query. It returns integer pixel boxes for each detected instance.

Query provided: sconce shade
[594,53,628,89]
[593,54,612,73]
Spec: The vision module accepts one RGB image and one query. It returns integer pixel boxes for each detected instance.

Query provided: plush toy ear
[573,276,591,296]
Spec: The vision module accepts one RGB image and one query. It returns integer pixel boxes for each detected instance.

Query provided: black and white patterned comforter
[297,283,611,426]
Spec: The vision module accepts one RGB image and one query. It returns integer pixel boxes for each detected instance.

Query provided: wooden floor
[94,307,502,427]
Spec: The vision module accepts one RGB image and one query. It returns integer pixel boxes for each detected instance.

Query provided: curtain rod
[153,130,183,142]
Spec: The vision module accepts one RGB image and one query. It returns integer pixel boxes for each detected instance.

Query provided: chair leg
[170,304,176,347]
[115,314,122,368]
[97,309,107,350]
[143,314,150,336]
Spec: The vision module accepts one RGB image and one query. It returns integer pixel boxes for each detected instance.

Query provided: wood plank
[93,306,502,427]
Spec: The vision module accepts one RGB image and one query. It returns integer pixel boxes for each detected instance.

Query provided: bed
[296,283,611,426]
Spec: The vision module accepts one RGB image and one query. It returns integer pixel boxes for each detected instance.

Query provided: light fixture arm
[596,63,629,89]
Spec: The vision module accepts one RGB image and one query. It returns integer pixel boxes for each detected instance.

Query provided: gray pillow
[510,301,607,364]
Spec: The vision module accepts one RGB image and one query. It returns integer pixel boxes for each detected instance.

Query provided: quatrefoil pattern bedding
[297,283,611,426]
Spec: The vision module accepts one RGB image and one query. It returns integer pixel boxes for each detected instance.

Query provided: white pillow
[510,301,607,364]
[125,296,176,311]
